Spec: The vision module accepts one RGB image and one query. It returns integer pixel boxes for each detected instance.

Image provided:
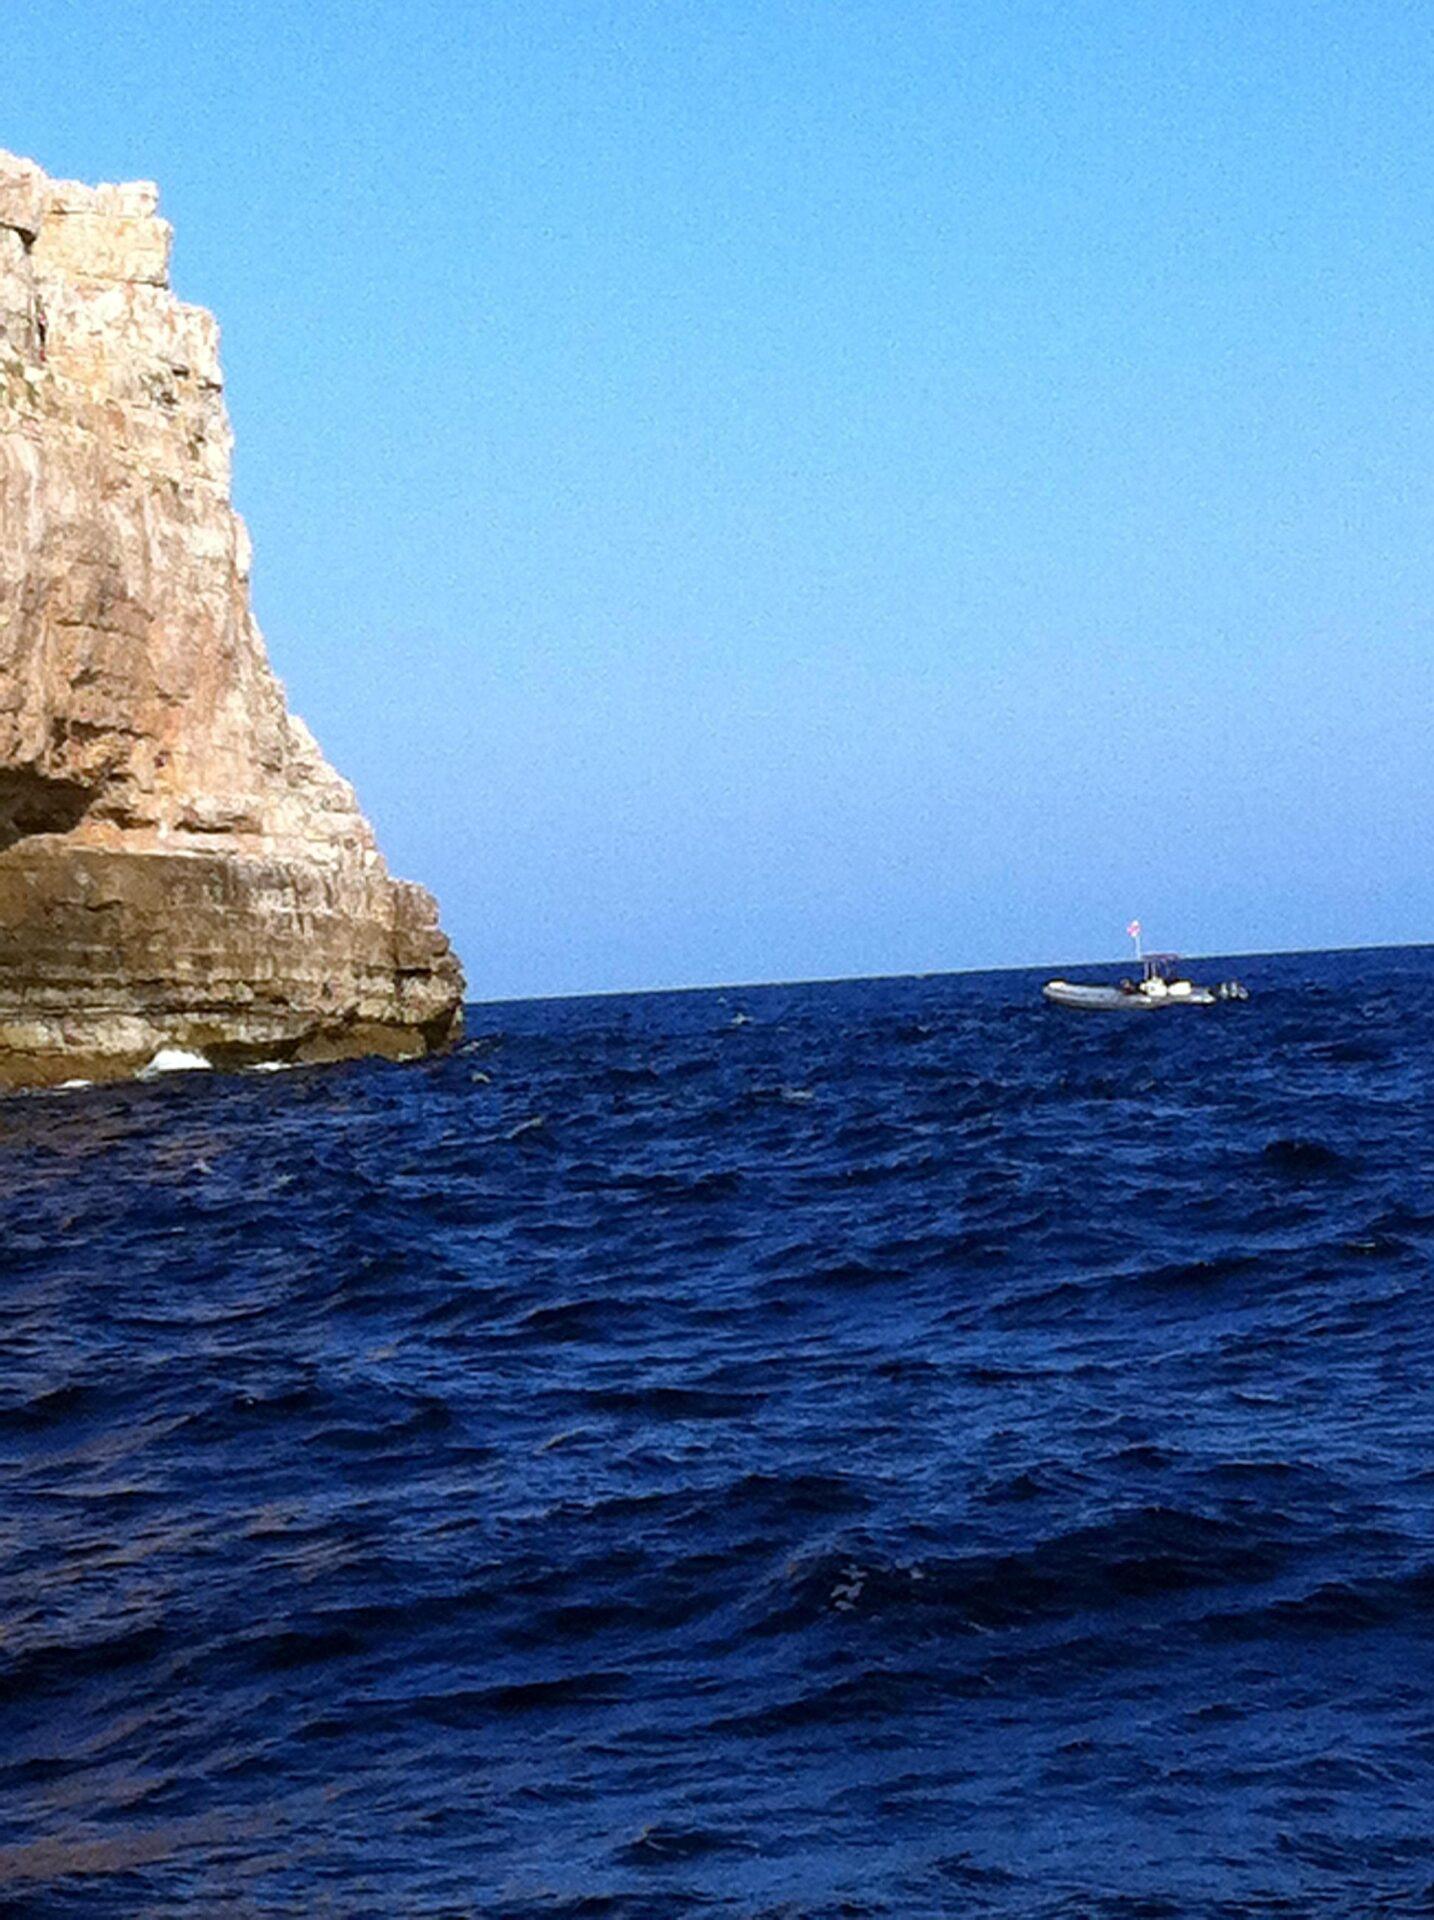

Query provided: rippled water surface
[2,948,1432,1918]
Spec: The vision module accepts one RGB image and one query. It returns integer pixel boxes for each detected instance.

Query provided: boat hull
[1042,981,1218,1011]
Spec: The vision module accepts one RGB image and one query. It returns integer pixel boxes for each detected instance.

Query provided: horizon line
[465,936,1433,1010]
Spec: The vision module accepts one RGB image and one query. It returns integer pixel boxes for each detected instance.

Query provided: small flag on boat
[1126,919,1141,940]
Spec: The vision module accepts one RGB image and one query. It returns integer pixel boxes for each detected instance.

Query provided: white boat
[1044,940,1248,1012]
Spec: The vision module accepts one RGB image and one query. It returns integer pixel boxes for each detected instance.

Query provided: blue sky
[10,2,1433,994]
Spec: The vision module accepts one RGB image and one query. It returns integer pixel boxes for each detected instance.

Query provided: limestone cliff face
[0,151,464,1085]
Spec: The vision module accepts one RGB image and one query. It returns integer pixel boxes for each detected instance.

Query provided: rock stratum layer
[0,152,463,1086]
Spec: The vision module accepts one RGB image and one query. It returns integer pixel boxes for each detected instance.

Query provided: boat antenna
[1126,917,1143,963]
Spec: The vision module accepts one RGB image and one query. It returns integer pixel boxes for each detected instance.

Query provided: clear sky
[9,2,1433,995]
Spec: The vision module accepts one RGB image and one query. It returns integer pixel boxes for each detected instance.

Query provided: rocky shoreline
[0,152,463,1087]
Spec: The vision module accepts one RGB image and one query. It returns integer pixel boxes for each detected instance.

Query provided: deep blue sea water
[1,947,1431,1919]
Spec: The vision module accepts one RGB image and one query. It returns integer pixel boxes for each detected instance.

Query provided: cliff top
[0,149,170,285]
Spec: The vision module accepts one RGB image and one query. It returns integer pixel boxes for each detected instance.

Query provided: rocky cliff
[0,151,464,1086]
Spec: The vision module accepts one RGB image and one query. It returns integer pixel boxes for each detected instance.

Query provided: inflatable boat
[1044,950,1248,1012]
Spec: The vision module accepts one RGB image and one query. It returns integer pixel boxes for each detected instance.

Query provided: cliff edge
[0,152,464,1086]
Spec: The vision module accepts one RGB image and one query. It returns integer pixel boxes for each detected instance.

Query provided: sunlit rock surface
[0,151,463,1086]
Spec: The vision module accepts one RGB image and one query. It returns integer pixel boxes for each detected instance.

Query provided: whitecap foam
[138,1047,212,1078]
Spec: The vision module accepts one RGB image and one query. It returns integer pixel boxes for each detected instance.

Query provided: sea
[1,945,1431,1919]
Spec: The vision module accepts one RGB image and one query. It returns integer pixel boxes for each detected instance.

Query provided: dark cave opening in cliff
[0,769,93,852]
